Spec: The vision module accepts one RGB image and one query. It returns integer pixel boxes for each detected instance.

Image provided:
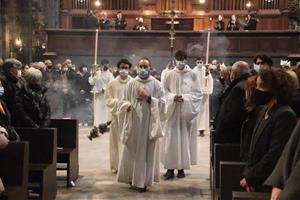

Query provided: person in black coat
[14,67,51,128]
[240,69,297,192]
[265,120,300,200]
[214,15,225,31]
[99,12,110,30]
[244,13,259,31]
[114,11,127,30]
[227,14,240,31]
[0,59,23,126]
[213,61,250,144]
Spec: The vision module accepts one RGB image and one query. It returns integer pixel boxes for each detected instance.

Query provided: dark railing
[72,0,90,9]
[259,0,280,9]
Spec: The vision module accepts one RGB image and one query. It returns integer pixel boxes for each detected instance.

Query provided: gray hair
[24,67,43,84]
[231,61,250,79]
[4,58,22,69]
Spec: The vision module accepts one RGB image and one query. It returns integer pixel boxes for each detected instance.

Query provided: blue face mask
[196,63,203,68]
[138,69,149,79]
[0,86,4,97]
[119,69,129,78]
[176,61,186,70]
[253,64,261,73]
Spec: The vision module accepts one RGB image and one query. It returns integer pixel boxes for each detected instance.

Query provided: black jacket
[240,106,262,161]
[0,100,19,141]
[244,105,297,189]
[115,18,127,30]
[290,90,300,118]
[244,18,258,30]
[215,20,225,31]
[265,120,300,199]
[213,74,249,144]
[227,20,240,31]
[0,73,19,125]
[14,85,51,128]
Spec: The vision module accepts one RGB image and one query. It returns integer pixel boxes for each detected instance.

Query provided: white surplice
[117,76,164,188]
[193,66,214,131]
[105,75,132,172]
[89,70,114,126]
[161,66,203,169]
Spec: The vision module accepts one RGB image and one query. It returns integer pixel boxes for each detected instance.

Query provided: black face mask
[253,89,274,106]
[28,83,42,92]
[219,77,225,85]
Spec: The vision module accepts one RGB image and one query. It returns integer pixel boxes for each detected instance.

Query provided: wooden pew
[50,119,79,187]
[213,143,241,199]
[0,142,29,200]
[232,191,271,200]
[219,161,246,200]
[16,128,57,200]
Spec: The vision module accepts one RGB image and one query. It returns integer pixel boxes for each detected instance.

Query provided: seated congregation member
[240,69,297,192]
[104,58,132,173]
[161,50,203,179]
[117,57,164,193]
[133,17,148,31]
[227,14,240,31]
[213,61,250,144]
[214,15,225,31]
[15,67,51,128]
[265,120,300,200]
[244,12,259,31]
[114,11,127,30]
[99,11,110,30]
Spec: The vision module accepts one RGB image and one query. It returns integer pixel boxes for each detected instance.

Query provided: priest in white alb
[161,50,203,179]
[89,61,114,126]
[193,58,213,137]
[117,57,164,193]
[105,58,132,173]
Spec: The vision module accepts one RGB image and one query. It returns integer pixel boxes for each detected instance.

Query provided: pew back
[50,119,78,149]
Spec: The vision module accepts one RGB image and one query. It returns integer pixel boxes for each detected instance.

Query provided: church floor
[56,128,211,200]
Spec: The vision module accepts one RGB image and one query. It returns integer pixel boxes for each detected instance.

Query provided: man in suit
[114,11,127,30]
[213,61,250,144]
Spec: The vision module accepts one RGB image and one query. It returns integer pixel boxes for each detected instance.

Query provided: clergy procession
[91,51,207,192]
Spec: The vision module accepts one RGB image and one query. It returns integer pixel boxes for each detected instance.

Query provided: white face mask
[82,67,88,73]
[0,86,4,97]
[196,63,203,68]
[176,61,186,70]
[17,70,22,78]
[119,69,129,78]
[253,64,260,72]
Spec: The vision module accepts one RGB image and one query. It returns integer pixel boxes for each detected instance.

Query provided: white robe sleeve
[149,82,165,140]
[105,82,119,115]
[163,73,177,120]
[181,73,203,121]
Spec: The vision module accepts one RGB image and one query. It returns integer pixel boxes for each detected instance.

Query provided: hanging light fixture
[246,1,252,8]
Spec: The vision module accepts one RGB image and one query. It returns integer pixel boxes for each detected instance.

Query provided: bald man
[213,61,250,144]
[117,57,164,193]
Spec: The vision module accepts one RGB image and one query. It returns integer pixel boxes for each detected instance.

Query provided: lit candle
[94,29,99,65]
[205,31,210,64]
